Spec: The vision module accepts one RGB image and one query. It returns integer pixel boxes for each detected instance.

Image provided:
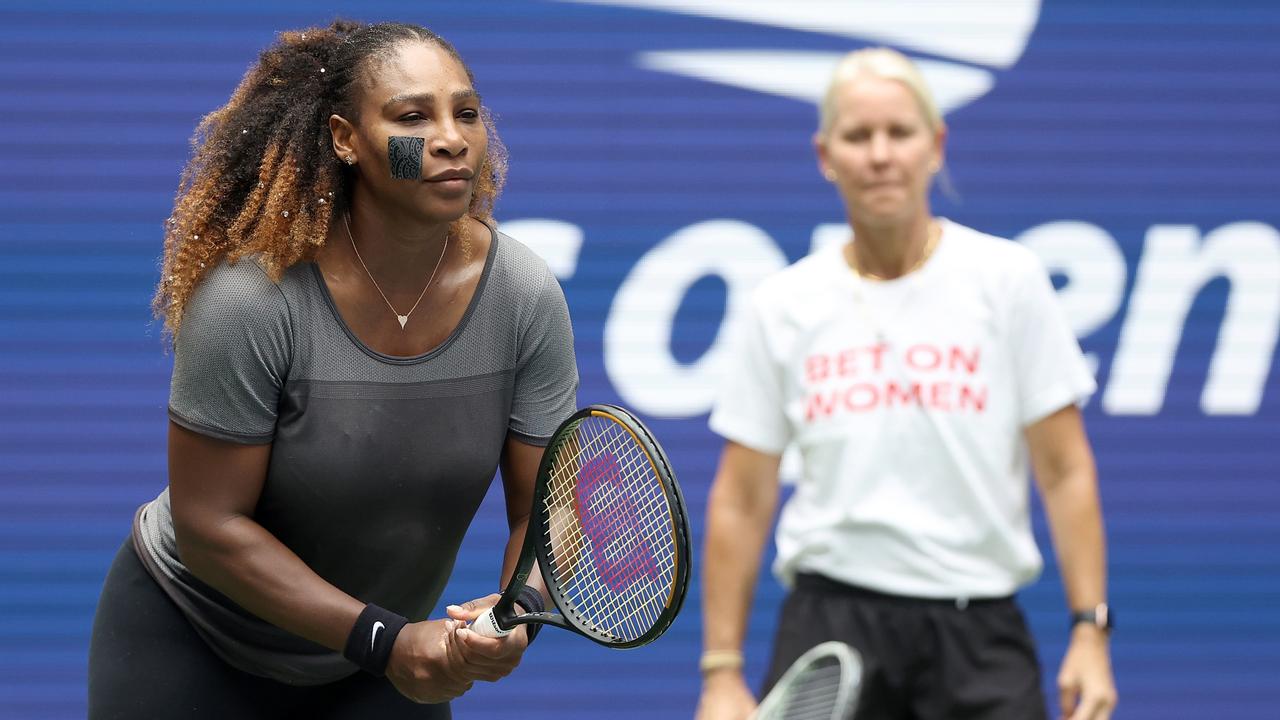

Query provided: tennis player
[696,48,1116,720]
[88,21,577,718]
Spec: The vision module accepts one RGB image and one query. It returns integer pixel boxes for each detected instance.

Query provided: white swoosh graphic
[556,0,1041,68]
[638,50,994,116]
[371,621,385,651]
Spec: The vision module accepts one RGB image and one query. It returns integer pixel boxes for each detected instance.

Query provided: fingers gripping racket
[754,642,863,720]
[472,404,692,648]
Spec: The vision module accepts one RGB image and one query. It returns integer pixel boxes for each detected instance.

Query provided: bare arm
[167,421,364,649]
[1028,405,1105,619]
[442,434,546,679]
[696,441,783,720]
[1026,405,1117,720]
[497,436,546,599]
[167,421,473,703]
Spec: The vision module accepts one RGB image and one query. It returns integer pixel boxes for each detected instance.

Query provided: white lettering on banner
[603,220,788,416]
[1104,222,1280,416]
[506,218,1280,418]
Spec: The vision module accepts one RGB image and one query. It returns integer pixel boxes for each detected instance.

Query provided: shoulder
[493,228,550,270]
[191,256,289,306]
[943,220,1040,269]
[748,245,843,317]
[181,256,294,337]
[941,220,1045,283]
[488,225,561,305]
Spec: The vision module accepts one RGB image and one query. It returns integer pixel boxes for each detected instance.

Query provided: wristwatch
[1069,603,1114,632]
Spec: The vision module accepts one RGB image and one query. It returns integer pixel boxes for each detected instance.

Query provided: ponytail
[155,20,506,336]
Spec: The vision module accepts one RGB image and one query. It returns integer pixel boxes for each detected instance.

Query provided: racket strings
[545,422,658,636]
[540,415,678,642]
[548,494,673,639]
[545,420,667,636]
[758,645,859,720]
[776,661,843,719]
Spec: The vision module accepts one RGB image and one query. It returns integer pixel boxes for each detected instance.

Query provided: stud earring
[823,169,838,182]
[345,156,355,165]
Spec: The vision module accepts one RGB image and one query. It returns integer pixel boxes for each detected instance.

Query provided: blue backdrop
[2,1,1278,717]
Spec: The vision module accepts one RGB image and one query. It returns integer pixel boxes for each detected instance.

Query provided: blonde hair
[818,47,943,135]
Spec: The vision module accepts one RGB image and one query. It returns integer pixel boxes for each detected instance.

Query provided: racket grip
[470,607,512,638]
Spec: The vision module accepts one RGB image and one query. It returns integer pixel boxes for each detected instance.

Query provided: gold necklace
[848,220,941,281]
[343,213,448,330]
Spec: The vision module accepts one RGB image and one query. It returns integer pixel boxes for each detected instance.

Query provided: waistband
[794,573,1014,611]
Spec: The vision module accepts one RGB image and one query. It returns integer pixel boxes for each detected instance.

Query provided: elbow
[1031,446,1098,496]
[708,472,777,526]
[172,512,244,584]
[506,511,532,533]
[1035,464,1099,503]
[172,518,216,581]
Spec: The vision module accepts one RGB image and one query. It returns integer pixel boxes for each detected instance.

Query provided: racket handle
[470,607,512,638]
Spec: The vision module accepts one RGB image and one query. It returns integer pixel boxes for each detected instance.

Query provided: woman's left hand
[1057,626,1117,720]
[445,593,530,682]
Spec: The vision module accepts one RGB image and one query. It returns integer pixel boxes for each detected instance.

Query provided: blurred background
[2,0,1278,717]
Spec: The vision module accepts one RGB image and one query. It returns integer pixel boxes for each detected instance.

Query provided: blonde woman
[696,48,1116,720]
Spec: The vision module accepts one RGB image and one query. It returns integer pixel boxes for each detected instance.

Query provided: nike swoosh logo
[371,621,385,651]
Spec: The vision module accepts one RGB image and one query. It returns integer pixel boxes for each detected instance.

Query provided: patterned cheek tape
[388,136,424,179]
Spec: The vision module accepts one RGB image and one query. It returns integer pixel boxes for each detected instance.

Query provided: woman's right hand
[384,619,475,704]
[696,671,758,720]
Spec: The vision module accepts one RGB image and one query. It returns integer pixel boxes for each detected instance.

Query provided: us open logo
[509,0,1278,419]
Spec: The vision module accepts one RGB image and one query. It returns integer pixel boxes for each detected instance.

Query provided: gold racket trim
[588,409,682,610]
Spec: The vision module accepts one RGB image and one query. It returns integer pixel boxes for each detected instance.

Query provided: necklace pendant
[397,314,409,329]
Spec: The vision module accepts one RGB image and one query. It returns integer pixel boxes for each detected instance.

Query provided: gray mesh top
[132,226,578,685]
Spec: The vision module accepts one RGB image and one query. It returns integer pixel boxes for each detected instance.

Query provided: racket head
[531,404,692,648]
[754,642,862,720]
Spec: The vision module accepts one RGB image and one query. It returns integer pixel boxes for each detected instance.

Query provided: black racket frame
[489,404,692,648]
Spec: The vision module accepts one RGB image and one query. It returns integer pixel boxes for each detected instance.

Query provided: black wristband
[343,604,409,676]
[515,587,545,645]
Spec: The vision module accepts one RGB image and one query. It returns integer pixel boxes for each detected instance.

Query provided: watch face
[1073,604,1113,631]
[1096,604,1112,630]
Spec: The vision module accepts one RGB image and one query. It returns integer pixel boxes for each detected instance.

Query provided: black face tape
[388,136,425,179]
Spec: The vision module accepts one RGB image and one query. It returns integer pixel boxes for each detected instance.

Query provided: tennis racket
[471,404,692,648]
[754,642,863,720]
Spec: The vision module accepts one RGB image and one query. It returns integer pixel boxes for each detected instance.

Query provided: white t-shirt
[709,219,1096,599]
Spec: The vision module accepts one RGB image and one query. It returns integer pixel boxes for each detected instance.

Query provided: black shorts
[764,574,1047,720]
[88,539,449,720]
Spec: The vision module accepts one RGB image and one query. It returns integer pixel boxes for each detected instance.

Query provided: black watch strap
[1069,603,1114,632]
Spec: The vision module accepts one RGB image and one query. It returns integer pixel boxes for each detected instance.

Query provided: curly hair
[155,20,508,336]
